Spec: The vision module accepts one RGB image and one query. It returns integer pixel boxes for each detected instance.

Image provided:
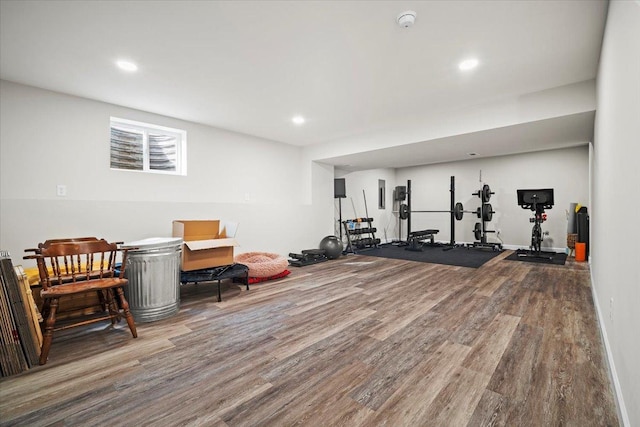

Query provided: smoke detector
[397,11,417,28]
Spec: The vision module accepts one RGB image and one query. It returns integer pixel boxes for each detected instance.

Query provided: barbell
[399,204,461,221]
[399,202,495,221]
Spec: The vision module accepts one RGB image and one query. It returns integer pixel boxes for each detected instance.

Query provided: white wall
[592,1,640,425]
[0,81,333,263]
[307,80,596,162]
[311,160,337,246]
[394,146,590,249]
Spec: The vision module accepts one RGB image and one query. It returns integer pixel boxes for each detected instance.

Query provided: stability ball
[319,235,343,260]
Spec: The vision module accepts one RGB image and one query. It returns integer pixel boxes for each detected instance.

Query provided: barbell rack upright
[407,179,412,243]
[450,175,455,246]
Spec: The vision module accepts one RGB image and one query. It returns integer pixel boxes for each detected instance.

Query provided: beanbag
[234,252,288,278]
[248,269,291,284]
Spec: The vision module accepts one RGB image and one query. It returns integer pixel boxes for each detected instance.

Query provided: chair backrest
[33,239,128,290]
[24,237,100,255]
[38,237,100,250]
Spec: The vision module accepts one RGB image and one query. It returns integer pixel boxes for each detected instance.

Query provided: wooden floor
[0,251,620,426]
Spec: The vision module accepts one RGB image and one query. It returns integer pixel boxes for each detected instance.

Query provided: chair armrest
[116,247,138,278]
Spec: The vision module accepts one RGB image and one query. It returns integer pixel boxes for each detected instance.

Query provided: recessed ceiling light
[292,115,305,125]
[116,60,138,72]
[467,152,479,157]
[459,58,479,71]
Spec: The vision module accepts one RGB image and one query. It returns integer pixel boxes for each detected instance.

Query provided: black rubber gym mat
[504,249,567,265]
[357,244,502,268]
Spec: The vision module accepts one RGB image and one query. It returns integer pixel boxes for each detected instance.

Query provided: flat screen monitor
[517,188,554,208]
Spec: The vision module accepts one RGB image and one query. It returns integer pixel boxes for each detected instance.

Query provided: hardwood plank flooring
[0,251,619,426]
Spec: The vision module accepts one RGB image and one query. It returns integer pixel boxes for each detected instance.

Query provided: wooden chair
[25,237,110,313]
[24,239,137,365]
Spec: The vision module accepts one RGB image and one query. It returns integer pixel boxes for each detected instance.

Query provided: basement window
[110,117,187,175]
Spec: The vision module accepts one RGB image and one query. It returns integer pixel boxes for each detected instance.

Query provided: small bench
[180,263,249,302]
[405,229,440,252]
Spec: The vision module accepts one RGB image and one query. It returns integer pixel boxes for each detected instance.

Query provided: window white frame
[110,117,187,176]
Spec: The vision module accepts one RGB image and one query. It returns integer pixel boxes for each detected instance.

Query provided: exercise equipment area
[341,189,381,254]
[516,188,554,260]
[342,217,381,253]
[398,176,459,250]
[405,229,439,251]
[396,176,502,251]
[289,235,343,267]
[319,235,343,259]
[288,250,328,267]
[289,235,345,267]
[470,184,503,251]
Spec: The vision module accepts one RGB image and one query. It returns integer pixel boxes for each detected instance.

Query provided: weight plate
[474,223,482,241]
[482,184,491,202]
[454,202,464,220]
[476,207,482,218]
[483,203,493,222]
[399,204,409,220]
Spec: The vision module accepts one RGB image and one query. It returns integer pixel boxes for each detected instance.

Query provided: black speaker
[577,211,589,255]
[334,178,346,198]
[395,186,406,201]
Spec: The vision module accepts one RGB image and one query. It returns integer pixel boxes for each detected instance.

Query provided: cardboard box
[172,220,239,271]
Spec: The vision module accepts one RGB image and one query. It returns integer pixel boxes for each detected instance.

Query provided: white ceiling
[0,1,607,168]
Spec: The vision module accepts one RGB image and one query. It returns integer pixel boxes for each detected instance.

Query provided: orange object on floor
[575,242,587,262]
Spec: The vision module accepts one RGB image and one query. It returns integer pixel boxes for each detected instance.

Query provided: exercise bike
[517,189,554,259]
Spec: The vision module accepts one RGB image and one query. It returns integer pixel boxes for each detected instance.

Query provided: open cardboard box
[172,220,239,271]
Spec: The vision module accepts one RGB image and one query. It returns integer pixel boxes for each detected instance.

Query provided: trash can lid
[121,237,183,250]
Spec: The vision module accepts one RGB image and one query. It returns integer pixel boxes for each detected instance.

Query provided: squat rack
[405,176,457,247]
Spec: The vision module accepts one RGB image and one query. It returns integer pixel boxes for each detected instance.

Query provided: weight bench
[405,229,439,252]
[180,263,249,302]
[288,249,328,267]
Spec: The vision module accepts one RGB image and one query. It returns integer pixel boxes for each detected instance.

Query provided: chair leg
[40,299,51,327]
[97,290,107,311]
[115,287,137,338]
[40,297,58,365]
[104,289,120,324]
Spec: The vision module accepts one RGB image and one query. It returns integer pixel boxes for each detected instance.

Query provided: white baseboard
[589,265,630,426]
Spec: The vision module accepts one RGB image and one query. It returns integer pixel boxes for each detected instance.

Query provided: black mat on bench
[357,244,502,268]
[505,249,567,265]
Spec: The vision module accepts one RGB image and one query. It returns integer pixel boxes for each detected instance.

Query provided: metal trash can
[121,237,182,322]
